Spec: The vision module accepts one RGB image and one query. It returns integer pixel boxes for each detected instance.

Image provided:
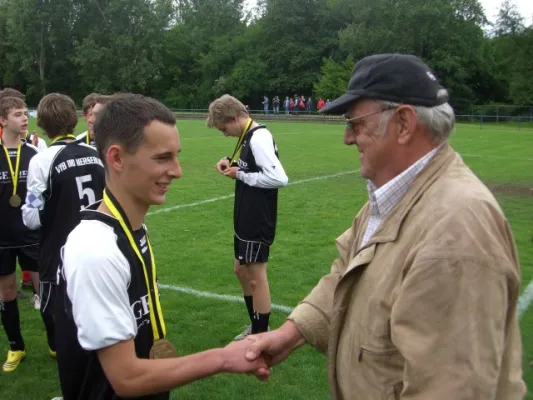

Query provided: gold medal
[9,194,22,208]
[149,338,178,359]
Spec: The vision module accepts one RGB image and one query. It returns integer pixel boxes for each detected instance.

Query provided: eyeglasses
[344,107,396,133]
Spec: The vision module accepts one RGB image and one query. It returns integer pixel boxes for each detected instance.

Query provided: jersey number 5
[76,174,96,208]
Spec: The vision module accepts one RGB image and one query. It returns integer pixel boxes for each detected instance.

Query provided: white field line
[147,170,359,216]
[518,280,533,318]
[161,278,533,318]
[150,155,533,316]
[159,284,294,313]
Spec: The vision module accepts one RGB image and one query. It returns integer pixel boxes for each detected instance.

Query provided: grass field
[0,118,532,399]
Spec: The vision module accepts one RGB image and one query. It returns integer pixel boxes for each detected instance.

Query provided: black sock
[40,308,56,351]
[1,299,25,351]
[251,311,270,334]
[244,296,254,323]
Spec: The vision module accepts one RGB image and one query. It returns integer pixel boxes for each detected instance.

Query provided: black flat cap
[320,53,449,115]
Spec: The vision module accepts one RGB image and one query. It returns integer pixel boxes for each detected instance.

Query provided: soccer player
[0,89,44,292]
[0,96,41,371]
[76,93,104,146]
[207,94,288,340]
[22,93,105,359]
[55,93,269,399]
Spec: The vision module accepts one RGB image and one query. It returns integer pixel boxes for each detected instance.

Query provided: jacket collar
[357,143,457,250]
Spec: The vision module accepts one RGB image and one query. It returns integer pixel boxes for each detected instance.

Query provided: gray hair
[376,95,455,143]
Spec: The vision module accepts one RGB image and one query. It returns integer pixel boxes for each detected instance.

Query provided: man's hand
[223,167,239,180]
[221,338,271,380]
[244,321,305,380]
[216,158,230,175]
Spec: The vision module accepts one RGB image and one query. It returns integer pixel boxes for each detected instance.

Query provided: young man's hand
[216,158,230,175]
[221,338,271,380]
[223,167,239,180]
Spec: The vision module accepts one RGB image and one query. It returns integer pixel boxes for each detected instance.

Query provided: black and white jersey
[76,131,96,147]
[55,205,169,400]
[0,142,40,248]
[22,139,105,282]
[233,125,288,244]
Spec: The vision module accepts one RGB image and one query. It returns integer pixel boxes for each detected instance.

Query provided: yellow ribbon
[103,189,166,340]
[2,143,21,196]
[228,118,253,166]
[51,134,77,144]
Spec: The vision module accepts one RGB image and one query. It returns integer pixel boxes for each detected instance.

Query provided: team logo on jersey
[131,294,151,329]
[238,159,248,169]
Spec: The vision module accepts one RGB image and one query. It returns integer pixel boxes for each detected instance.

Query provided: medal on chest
[104,188,177,359]
[2,143,22,208]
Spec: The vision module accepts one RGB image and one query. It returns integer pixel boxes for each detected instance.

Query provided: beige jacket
[289,145,526,399]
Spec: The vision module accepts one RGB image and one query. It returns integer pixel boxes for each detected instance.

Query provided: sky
[244,0,533,24]
[480,0,533,23]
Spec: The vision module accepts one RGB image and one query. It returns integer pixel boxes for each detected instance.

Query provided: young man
[207,94,288,340]
[0,96,41,371]
[76,92,101,146]
[55,93,269,399]
[22,93,105,359]
[78,94,111,147]
[0,88,43,291]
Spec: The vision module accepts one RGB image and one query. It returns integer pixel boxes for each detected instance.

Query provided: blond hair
[206,94,248,129]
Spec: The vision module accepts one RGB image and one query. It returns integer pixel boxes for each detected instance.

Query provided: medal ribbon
[2,143,22,196]
[228,118,253,166]
[51,134,77,144]
[103,189,166,340]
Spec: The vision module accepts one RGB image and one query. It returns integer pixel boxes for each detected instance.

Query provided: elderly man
[245,54,526,399]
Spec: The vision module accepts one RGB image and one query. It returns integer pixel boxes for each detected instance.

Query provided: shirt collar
[367,145,442,218]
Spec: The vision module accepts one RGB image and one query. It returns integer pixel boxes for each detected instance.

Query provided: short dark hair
[94,93,176,168]
[93,94,112,107]
[0,97,26,120]
[82,93,101,115]
[0,88,25,101]
[37,93,78,139]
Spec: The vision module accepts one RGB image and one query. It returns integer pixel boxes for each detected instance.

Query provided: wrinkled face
[117,121,182,207]
[343,100,398,187]
[0,107,28,137]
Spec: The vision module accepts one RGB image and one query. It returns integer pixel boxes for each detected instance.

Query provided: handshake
[219,321,304,380]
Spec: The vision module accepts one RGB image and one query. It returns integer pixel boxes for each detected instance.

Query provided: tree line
[0,0,531,113]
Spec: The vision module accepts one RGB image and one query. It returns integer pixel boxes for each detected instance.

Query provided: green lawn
[0,119,532,399]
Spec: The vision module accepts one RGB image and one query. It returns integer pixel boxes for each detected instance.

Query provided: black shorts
[234,236,270,265]
[0,245,40,276]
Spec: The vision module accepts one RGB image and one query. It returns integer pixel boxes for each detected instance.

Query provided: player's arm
[65,232,268,398]
[235,130,288,188]
[98,338,264,397]
[22,154,48,230]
